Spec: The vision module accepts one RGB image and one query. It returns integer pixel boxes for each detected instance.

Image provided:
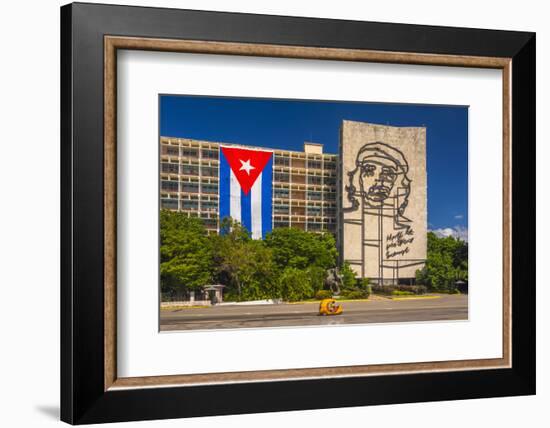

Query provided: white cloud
[430,225,468,241]
[454,214,464,220]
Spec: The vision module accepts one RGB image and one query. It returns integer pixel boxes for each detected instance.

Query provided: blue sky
[160,95,468,232]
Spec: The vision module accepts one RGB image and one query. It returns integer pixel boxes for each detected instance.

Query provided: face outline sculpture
[345,142,411,217]
[358,158,399,203]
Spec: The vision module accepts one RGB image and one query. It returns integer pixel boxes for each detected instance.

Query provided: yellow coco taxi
[318,298,343,316]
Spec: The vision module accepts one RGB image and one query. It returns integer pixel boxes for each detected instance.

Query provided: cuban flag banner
[219,146,273,239]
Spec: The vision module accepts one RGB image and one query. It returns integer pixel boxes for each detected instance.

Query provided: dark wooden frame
[61,2,535,424]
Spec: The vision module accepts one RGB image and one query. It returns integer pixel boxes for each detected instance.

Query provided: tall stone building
[338,121,427,284]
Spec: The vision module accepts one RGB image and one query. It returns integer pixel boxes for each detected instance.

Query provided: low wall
[161,300,212,307]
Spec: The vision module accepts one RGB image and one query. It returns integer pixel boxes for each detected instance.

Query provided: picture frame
[60,2,535,424]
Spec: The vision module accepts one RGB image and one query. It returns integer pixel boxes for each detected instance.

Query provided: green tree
[264,228,337,271]
[279,267,314,302]
[340,261,357,290]
[307,265,327,293]
[211,217,251,298]
[160,210,213,296]
[233,240,279,301]
[416,232,468,291]
[212,217,279,300]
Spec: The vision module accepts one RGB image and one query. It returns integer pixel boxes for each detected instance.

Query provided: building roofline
[160,136,338,156]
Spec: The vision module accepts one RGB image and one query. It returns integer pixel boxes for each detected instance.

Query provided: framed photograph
[60,2,535,424]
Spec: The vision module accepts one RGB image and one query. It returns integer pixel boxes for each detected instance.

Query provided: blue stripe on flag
[241,187,252,234]
[219,149,230,231]
[261,157,273,238]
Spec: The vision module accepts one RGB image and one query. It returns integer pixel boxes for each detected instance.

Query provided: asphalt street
[160,294,468,331]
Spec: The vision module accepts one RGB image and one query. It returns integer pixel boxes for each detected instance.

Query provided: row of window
[161,199,219,213]
[274,205,337,216]
[161,163,218,177]
[273,221,336,231]
[161,199,218,211]
[274,172,336,184]
[161,181,218,194]
[273,160,337,170]
[160,146,219,159]
[272,189,336,201]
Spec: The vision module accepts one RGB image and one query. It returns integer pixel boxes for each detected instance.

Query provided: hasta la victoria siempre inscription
[339,121,426,284]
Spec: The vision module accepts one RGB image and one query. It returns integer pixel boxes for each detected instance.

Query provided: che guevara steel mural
[340,121,426,285]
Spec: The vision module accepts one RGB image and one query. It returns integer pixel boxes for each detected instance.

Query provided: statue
[324,268,343,295]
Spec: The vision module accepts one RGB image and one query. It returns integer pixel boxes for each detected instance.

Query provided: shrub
[340,289,369,300]
[392,290,415,296]
[371,284,427,295]
[431,286,460,294]
[414,285,428,295]
[360,279,372,298]
[315,290,333,300]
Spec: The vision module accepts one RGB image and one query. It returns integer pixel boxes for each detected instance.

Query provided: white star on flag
[239,159,255,175]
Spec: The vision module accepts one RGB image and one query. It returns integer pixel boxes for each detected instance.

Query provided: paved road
[160,294,468,331]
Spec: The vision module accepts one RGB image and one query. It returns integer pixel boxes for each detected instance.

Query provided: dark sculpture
[324,268,343,295]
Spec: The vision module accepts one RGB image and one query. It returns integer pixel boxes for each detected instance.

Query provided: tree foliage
[160,210,213,294]
[278,267,314,302]
[415,232,468,291]
[340,261,357,290]
[264,227,337,271]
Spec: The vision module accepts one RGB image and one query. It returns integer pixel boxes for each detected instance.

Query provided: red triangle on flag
[221,146,273,195]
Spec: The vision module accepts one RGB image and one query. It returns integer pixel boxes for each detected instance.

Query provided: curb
[390,295,442,301]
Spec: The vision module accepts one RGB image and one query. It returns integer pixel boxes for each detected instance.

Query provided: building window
[308,222,322,231]
[181,182,199,193]
[201,201,217,212]
[275,172,289,183]
[307,206,322,216]
[307,160,322,169]
[274,204,289,214]
[324,161,337,170]
[324,207,336,217]
[274,188,290,199]
[181,200,199,211]
[161,180,179,192]
[325,192,336,201]
[161,145,179,156]
[181,164,199,176]
[181,148,198,158]
[274,221,289,228]
[324,177,336,186]
[307,175,322,185]
[275,156,290,166]
[161,162,179,174]
[307,191,322,201]
[201,183,218,194]
[161,199,178,210]
[201,166,218,177]
[202,149,218,160]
